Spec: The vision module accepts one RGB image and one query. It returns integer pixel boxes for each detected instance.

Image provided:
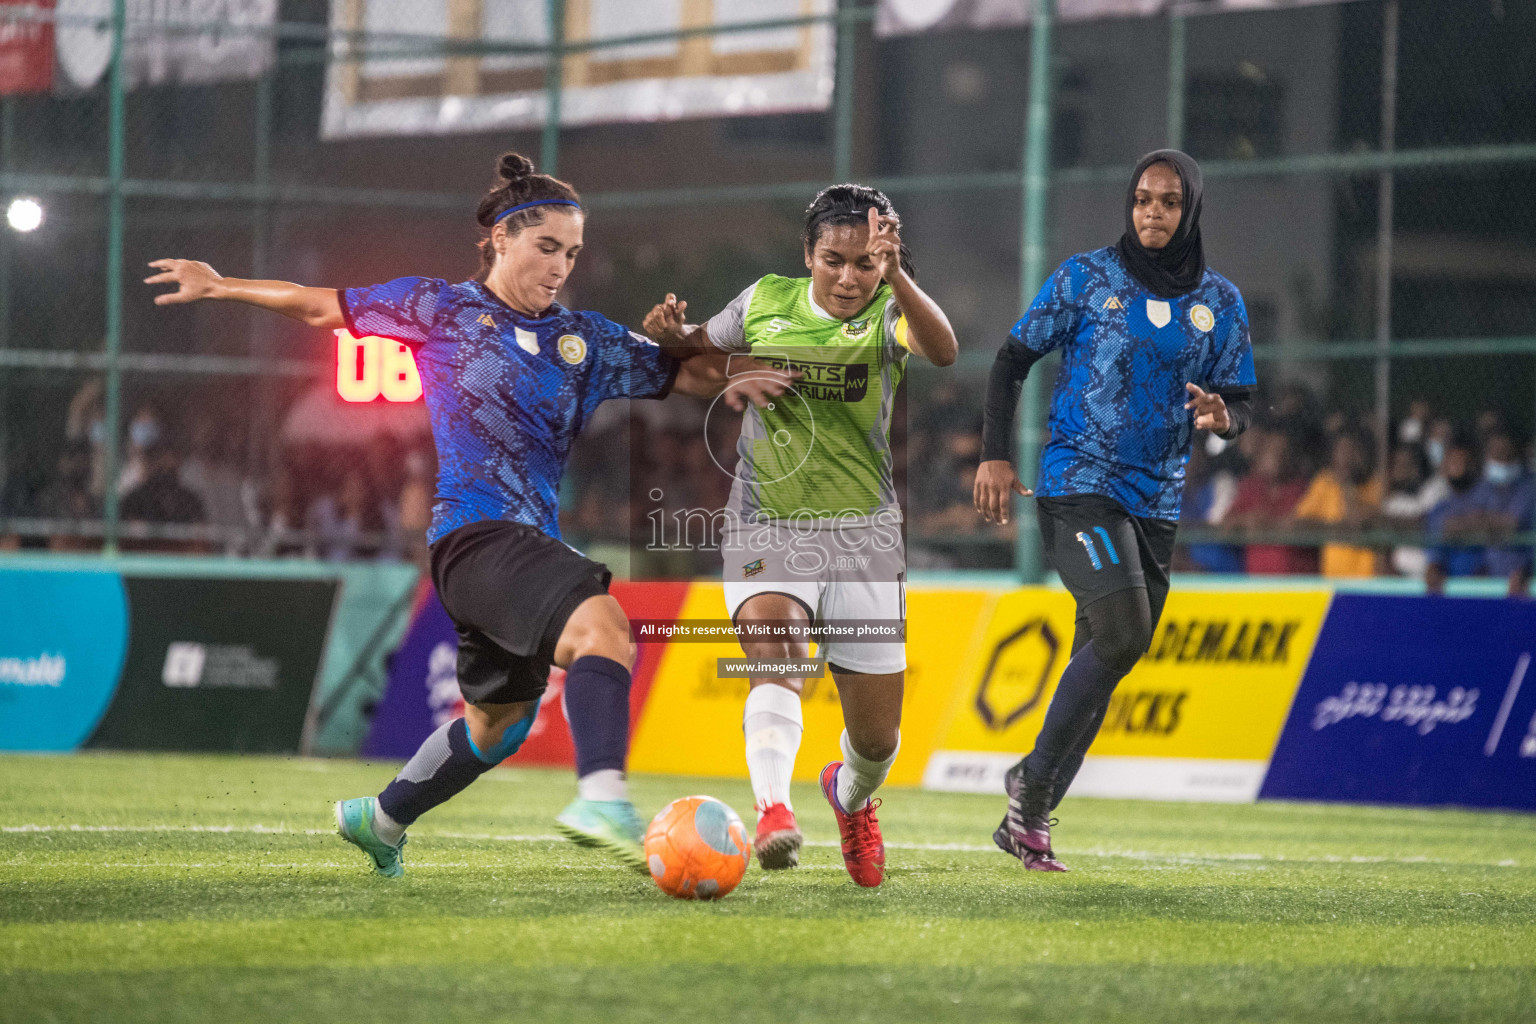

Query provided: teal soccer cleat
[555,798,647,872]
[335,798,407,878]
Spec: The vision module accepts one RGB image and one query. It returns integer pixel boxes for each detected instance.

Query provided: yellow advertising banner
[922,588,1332,800]
[628,584,996,787]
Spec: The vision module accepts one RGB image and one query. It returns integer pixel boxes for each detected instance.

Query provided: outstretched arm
[146,259,344,329]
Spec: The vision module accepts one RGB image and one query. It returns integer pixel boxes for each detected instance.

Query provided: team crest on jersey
[558,334,587,364]
[839,317,872,340]
[1189,304,1215,333]
[742,558,766,578]
[1102,296,1124,311]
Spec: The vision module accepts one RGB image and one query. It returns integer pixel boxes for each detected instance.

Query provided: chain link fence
[0,0,1532,584]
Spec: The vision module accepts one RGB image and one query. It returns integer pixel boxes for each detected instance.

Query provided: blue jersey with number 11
[340,277,678,544]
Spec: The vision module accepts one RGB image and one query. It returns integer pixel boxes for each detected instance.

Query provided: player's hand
[1185,383,1230,434]
[866,206,902,281]
[145,259,223,305]
[722,356,799,412]
[643,293,690,347]
[974,459,1032,525]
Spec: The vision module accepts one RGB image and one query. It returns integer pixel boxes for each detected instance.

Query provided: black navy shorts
[428,519,612,706]
[1036,493,1177,617]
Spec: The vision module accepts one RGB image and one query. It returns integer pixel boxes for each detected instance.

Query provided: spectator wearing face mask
[116,405,165,497]
[1473,432,1533,596]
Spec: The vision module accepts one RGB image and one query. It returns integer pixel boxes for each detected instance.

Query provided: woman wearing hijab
[973,151,1257,871]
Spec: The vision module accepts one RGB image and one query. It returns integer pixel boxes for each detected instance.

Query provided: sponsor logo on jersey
[1190,304,1215,333]
[558,334,587,364]
[754,354,869,403]
[477,314,496,328]
[742,558,766,578]
[764,317,794,334]
[839,317,872,340]
[1102,296,1124,311]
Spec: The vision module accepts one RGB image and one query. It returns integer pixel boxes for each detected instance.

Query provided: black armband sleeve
[981,341,1044,463]
[1216,388,1255,441]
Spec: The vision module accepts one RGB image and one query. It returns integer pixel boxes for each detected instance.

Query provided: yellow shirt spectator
[1293,469,1385,577]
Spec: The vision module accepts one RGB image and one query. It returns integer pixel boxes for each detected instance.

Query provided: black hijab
[1116,149,1205,298]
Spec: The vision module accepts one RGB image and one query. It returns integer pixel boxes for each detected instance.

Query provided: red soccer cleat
[819,761,886,888]
[754,802,803,870]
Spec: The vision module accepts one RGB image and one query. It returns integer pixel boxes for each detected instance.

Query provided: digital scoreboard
[334,329,422,402]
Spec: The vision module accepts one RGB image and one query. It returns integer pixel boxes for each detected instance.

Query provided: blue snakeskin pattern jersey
[339,277,678,543]
[1009,246,1257,520]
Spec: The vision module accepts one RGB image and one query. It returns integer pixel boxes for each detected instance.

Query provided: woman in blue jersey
[146,152,784,877]
[974,150,1257,871]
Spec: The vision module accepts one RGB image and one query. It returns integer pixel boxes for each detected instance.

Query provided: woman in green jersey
[645,185,957,887]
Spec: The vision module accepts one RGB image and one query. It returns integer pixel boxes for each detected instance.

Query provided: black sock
[377,717,495,826]
[564,655,631,780]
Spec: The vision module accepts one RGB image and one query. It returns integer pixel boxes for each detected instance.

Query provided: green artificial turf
[2,752,1534,1023]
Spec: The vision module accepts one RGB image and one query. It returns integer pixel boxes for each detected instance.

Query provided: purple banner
[1260,594,1536,811]
[362,587,463,759]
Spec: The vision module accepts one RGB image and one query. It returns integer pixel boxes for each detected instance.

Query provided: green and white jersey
[705,274,909,525]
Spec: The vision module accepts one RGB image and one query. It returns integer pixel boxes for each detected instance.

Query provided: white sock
[743,684,803,816]
[370,798,406,845]
[835,729,899,812]
[577,768,628,802]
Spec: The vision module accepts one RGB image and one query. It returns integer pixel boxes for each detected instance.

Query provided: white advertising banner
[876,0,1355,36]
[53,0,277,91]
[322,0,834,140]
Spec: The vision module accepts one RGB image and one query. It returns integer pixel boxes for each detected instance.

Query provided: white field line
[1,823,1522,869]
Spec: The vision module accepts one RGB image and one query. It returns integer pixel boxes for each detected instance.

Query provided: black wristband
[1215,389,1255,441]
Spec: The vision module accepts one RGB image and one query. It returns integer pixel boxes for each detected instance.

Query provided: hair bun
[498,152,535,182]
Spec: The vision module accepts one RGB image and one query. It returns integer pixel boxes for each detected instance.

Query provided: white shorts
[722,519,907,675]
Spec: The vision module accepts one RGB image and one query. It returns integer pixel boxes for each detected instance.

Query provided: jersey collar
[471,280,566,323]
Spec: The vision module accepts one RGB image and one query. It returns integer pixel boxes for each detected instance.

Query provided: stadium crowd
[2,376,1532,592]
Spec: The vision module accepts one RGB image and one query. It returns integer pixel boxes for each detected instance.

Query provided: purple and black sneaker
[993,760,1068,872]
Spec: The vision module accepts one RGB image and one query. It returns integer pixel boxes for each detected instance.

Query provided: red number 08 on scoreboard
[335,329,423,403]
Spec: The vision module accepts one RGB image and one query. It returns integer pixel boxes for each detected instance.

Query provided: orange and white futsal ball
[644,795,751,900]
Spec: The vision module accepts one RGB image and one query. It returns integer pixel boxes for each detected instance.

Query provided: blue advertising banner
[0,570,129,751]
[0,567,336,754]
[1260,594,1536,811]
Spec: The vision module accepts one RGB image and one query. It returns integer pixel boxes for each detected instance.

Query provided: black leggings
[1033,585,1166,808]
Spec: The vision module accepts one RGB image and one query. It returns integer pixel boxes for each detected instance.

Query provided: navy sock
[564,655,631,779]
[377,717,496,826]
[1049,701,1111,809]
[1023,641,1122,784]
